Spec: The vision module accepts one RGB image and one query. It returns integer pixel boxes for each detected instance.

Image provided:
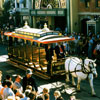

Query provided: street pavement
[0,44,100,100]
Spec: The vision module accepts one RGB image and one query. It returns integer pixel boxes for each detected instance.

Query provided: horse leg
[66,73,70,82]
[88,73,96,96]
[77,77,81,91]
[72,76,76,86]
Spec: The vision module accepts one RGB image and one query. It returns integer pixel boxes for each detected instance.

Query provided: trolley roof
[4,22,75,44]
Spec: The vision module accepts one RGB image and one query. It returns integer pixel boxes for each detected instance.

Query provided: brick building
[78,0,100,35]
[11,0,100,35]
[15,0,67,32]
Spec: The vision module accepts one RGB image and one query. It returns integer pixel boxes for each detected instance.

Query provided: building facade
[15,0,67,32]
[78,0,100,35]
[69,0,79,33]
[14,0,100,35]
[0,0,5,16]
[69,0,100,35]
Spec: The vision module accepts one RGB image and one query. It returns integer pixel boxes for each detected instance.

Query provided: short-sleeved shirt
[3,88,15,99]
[12,81,23,92]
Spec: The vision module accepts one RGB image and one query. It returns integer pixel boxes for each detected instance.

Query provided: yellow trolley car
[4,22,74,79]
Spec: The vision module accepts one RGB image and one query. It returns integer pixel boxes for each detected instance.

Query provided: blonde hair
[54,90,61,97]
[26,85,32,91]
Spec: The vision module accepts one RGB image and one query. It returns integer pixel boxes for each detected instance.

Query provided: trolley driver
[45,44,54,75]
[55,42,65,59]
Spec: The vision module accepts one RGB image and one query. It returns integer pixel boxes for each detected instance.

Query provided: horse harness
[67,57,94,76]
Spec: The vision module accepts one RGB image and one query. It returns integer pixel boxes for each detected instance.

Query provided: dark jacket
[22,76,38,92]
[55,45,65,59]
[45,46,53,62]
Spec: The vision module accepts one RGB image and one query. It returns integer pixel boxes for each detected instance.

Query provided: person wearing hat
[12,75,23,93]
[55,42,65,59]
[45,44,54,75]
[22,69,38,93]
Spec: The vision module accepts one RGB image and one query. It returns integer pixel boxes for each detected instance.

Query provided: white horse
[65,57,97,96]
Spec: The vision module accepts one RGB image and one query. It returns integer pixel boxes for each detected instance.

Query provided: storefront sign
[20,8,30,15]
[21,8,29,13]
[31,11,36,15]
[31,9,65,16]
[57,10,64,16]
[37,11,46,15]
[46,11,56,15]
[37,10,56,16]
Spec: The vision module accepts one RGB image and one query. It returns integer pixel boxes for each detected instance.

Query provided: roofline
[4,32,75,44]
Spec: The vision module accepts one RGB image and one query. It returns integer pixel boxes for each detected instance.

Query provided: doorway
[81,18,90,36]
[36,17,48,29]
[54,16,66,31]
[87,20,96,35]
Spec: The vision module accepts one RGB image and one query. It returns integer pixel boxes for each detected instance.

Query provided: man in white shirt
[96,43,100,51]
[3,81,15,100]
[12,75,23,93]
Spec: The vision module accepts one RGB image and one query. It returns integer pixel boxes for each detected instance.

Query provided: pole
[67,0,70,33]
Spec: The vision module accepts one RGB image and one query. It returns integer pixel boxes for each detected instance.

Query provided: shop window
[96,0,100,7]
[85,0,89,8]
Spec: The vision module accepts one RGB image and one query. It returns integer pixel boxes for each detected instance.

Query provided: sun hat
[26,69,33,75]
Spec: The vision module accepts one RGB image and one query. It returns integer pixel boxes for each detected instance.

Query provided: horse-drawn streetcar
[4,22,74,79]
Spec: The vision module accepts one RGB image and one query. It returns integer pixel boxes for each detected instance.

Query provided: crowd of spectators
[1,26,100,60]
[0,26,100,100]
[0,69,66,100]
[0,25,100,60]
[63,32,100,60]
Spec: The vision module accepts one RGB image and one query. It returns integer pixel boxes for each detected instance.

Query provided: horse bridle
[88,61,95,72]
[67,58,83,74]
[67,58,95,75]
[80,60,96,75]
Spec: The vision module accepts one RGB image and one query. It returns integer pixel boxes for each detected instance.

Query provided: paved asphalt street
[0,44,100,100]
